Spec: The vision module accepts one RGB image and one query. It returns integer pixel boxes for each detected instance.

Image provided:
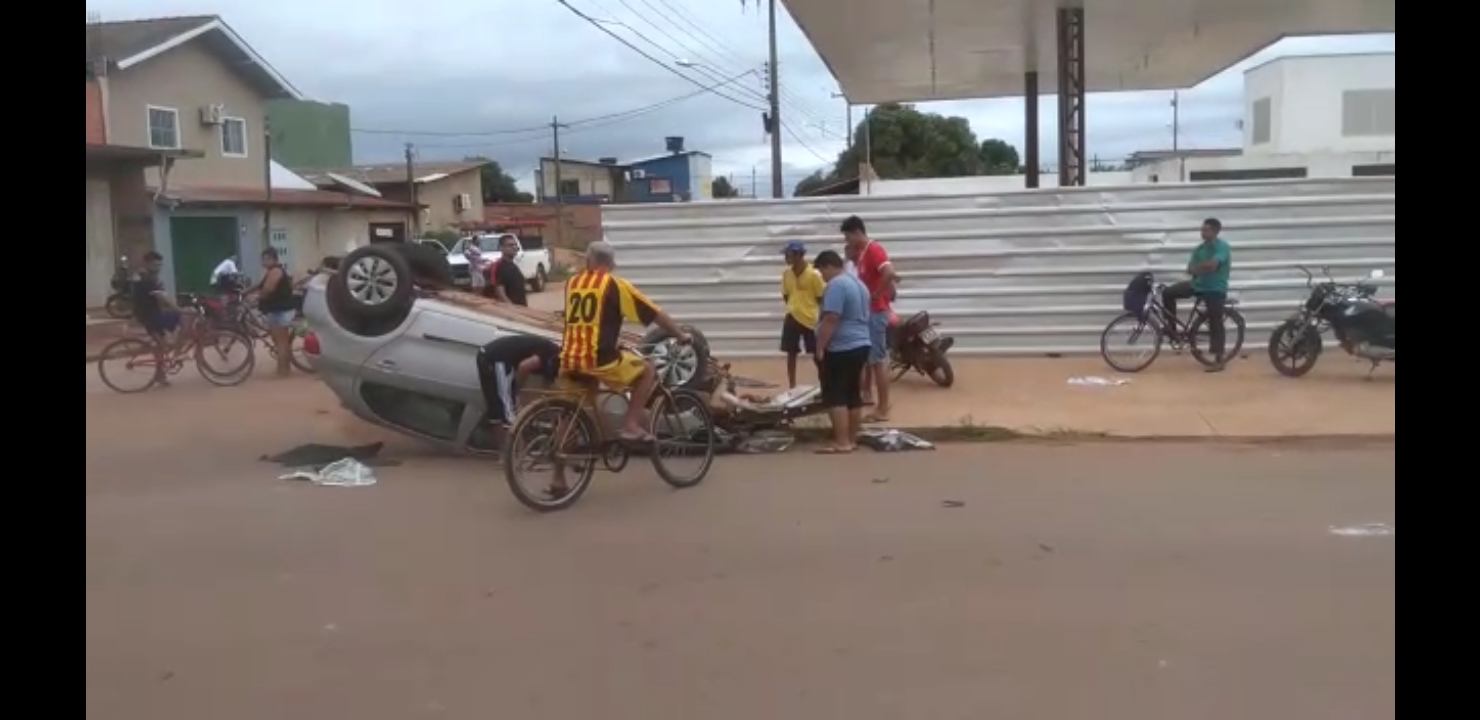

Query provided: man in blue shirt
[811,250,873,453]
[1162,217,1233,372]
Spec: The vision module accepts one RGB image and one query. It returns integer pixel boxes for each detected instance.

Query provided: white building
[1135,52,1395,183]
[868,52,1395,196]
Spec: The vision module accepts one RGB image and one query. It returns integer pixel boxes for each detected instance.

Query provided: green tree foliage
[711,176,741,198]
[978,138,1021,175]
[794,103,1024,192]
[793,170,830,197]
[464,156,533,203]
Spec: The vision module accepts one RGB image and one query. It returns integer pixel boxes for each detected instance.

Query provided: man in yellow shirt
[779,241,827,388]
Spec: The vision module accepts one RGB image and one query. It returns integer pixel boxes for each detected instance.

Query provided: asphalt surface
[86,374,1395,720]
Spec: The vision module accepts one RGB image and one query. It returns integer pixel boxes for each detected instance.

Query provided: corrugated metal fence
[603,178,1396,357]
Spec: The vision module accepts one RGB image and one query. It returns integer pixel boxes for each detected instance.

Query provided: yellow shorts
[561,351,649,390]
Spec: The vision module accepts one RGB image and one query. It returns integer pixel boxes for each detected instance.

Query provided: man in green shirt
[1162,218,1233,372]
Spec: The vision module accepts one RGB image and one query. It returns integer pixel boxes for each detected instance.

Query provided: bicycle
[501,342,718,512]
[261,313,315,374]
[96,303,257,394]
[1099,281,1247,373]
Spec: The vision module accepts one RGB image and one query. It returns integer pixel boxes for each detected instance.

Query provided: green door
[169,216,239,294]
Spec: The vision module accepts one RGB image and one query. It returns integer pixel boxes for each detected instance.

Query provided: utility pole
[404,143,418,235]
[751,164,758,198]
[550,116,568,247]
[1171,91,1185,182]
[765,0,783,198]
[831,91,853,147]
[262,115,273,253]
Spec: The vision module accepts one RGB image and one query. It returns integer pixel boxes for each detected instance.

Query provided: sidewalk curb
[787,425,1394,447]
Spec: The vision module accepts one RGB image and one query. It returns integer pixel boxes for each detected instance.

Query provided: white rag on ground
[279,458,378,487]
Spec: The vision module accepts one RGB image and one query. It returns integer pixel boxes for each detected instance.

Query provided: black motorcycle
[1268,266,1394,378]
[104,257,133,319]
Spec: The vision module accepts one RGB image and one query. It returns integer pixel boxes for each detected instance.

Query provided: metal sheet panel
[604,178,1395,358]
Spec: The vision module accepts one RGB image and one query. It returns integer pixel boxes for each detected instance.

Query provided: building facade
[85,16,413,300]
[537,150,714,204]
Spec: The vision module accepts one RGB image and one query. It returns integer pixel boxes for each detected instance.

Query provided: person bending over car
[476,334,560,428]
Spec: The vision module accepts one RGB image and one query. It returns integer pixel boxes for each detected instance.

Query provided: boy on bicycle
[132,251,185,385]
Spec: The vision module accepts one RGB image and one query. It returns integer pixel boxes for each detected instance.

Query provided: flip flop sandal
[617,432,657,445]
[813,445,856,455]
[863,414,890,424]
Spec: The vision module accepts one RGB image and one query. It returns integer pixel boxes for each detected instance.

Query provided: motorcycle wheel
[104,294,132,319]
[926,355,955,388]
[1267,320,1322,378]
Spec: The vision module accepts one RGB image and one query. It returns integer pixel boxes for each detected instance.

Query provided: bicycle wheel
[503,398,598,512]
[195,330,256,386]
[1099,312,1163,373]
[1189,309,1247,367]
[96,338,162,394]
[242,307,270,341]
[646,389,716,489]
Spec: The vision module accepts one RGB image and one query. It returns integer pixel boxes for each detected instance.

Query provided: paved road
[86,376,1394,720]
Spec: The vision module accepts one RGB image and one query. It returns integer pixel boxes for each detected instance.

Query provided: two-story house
[85,16,416,297]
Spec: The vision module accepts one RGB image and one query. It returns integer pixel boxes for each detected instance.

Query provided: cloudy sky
[90,0,1394,194]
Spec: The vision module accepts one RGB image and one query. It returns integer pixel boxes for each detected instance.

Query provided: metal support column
[1024,71,1040,188]
[1055,6,1086,187]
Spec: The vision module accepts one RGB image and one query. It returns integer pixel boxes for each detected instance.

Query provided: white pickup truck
[446,233,553,292]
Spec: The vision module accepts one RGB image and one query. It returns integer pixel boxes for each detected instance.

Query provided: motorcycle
[887,310,957,388]
[1268,266,1393,379]
[104,256,133,319]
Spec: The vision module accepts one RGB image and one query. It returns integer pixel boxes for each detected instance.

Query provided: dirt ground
[86,370,1395,720]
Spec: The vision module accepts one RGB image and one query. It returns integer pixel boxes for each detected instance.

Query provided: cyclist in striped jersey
[559,241,691,443]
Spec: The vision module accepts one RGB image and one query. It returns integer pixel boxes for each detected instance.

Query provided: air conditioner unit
[631,169,647,179]
[199,104,225,126]
[454,193,473,211]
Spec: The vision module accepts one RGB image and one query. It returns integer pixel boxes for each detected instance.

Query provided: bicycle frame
[528,380,683,465]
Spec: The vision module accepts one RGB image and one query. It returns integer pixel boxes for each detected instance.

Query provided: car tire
[530,265,548,293]
[394,241,455,289]
[642,324,711,391]
[327,244,414,328]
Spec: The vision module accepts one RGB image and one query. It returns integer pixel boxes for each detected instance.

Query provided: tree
[978,138,1021,175]
[834,103,985,180]
[793,170,829,197]
[711,176,741,198]
[464,156,533,203]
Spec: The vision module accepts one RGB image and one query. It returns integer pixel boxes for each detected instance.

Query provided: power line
[781,120,833,164]
[554,0,766,112]
[350,69,757,138]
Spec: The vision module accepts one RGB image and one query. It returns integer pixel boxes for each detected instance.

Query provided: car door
[359,303,498,446]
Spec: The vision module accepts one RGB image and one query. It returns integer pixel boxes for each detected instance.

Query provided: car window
[479,236,501,253]
[521,235,545,251]
[359,383,464,441]
[449,238,468,254]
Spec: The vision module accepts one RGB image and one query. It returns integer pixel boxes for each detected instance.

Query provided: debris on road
[262,441,393,467]
[1067,376,1130,387]
[941,500,965,508]
[280,457,379,488]
[857,429,935,452]
[1329,523,1394,537]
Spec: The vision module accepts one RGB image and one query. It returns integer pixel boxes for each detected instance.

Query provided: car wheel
[394,242,455,289]
[642,324,711,391]
[327,244,414,328]
[530,265,548,293]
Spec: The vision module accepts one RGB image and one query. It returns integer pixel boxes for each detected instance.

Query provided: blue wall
[627,155,693,203]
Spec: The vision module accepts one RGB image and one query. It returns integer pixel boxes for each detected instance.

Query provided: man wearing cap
[779,241,826,388]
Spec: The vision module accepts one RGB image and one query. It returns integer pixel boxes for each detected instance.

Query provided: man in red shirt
[841,215,896,422]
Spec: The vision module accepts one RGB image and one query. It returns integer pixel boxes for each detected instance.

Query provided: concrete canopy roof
[786,0,1396,103]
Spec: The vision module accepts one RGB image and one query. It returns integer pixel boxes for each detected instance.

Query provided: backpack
[1122,272,1155,320]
